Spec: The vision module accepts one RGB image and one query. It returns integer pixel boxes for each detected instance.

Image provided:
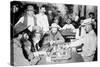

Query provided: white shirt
[62,24,75,30]
[75,16,79,22]
[15,15,35,31]
[36,13,49,33]
[71,30,97,56]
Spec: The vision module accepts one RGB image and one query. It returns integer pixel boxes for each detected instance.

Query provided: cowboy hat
[49,23,60,29]
[13,22,30,36]
[26,5,35,11]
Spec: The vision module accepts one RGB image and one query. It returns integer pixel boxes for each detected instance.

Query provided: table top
[36,49,84,65]
[60,30,76,36]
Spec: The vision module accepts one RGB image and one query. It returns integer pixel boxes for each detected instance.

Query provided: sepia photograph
[10,0,98,66]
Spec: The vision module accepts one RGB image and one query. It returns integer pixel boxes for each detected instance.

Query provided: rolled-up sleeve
[70,37,85,48]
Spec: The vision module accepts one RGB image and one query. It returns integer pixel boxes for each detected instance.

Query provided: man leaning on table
[68,23,97,62]
[42,23,65,48]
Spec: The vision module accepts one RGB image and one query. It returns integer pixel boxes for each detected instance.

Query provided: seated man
[21,31,41,65]
[12,34,30,66]
[42,23,65,49]
[21,32,32,60]
[69,23,97,62]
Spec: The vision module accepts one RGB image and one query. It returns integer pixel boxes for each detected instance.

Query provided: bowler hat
[26,5,35,11]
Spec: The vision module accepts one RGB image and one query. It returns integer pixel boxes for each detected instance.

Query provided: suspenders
[23,14,37,27]
[79,27,81,36]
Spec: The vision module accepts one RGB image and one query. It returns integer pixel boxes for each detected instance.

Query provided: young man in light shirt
[15,5,37,32]
[68,23,97,62]
[36,6,49,34]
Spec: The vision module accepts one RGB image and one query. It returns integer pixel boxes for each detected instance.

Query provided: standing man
[47,10,54,26]
[69,23,97,62]
[14,5,37,32]
[36,6,49,34]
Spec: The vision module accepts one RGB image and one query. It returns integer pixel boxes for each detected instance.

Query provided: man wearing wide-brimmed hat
[42,23,65,48]
[14,5,37,32]
[69,23,97,62]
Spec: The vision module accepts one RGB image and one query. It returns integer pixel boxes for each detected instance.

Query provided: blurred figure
[72,13,80,28]
[56,11,63,27]
[11,1,23,39]
[31,26,43,51]
[11,1,23,25]
[82,12,96,27]
[53,18,61,29]
[47,10,54,26]
[69,24,97,62]
[74,13,79,22]
[88,12,97,35]
[89,12,95,19]
[14,5,37,32]
[36,6,49,34]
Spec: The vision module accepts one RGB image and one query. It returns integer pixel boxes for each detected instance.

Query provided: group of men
[15,5,49,33]
[12,4,97,66]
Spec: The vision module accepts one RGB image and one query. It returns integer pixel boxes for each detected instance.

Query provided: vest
[23,14,37,27]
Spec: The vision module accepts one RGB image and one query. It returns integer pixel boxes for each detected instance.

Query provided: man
[21,32,41,65]
[82,12,96,27]
[76,17,86,39]
[21,32,32,61]
[42,23,65,48]
[36,6,49,34]
[11,1,23,39]
[69,23,97,62]
[47,10,54,26]
[14,5,37,32]
[74,13,79,22]
[62,18,75,31]
[12,34,30,66]
[56,11,63,27]
[31,26,43,51]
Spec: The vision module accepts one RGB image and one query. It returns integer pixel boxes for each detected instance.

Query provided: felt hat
[26,5,35,11]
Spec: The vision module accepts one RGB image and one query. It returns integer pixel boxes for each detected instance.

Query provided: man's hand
[28,53,34,60]
[59,28,64,30]
[65,44,70,49]
[50,40,55,45]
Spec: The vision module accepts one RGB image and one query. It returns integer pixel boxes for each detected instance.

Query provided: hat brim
[25,9,35,11]
[49,26,59,29]
[13,23,30,36]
